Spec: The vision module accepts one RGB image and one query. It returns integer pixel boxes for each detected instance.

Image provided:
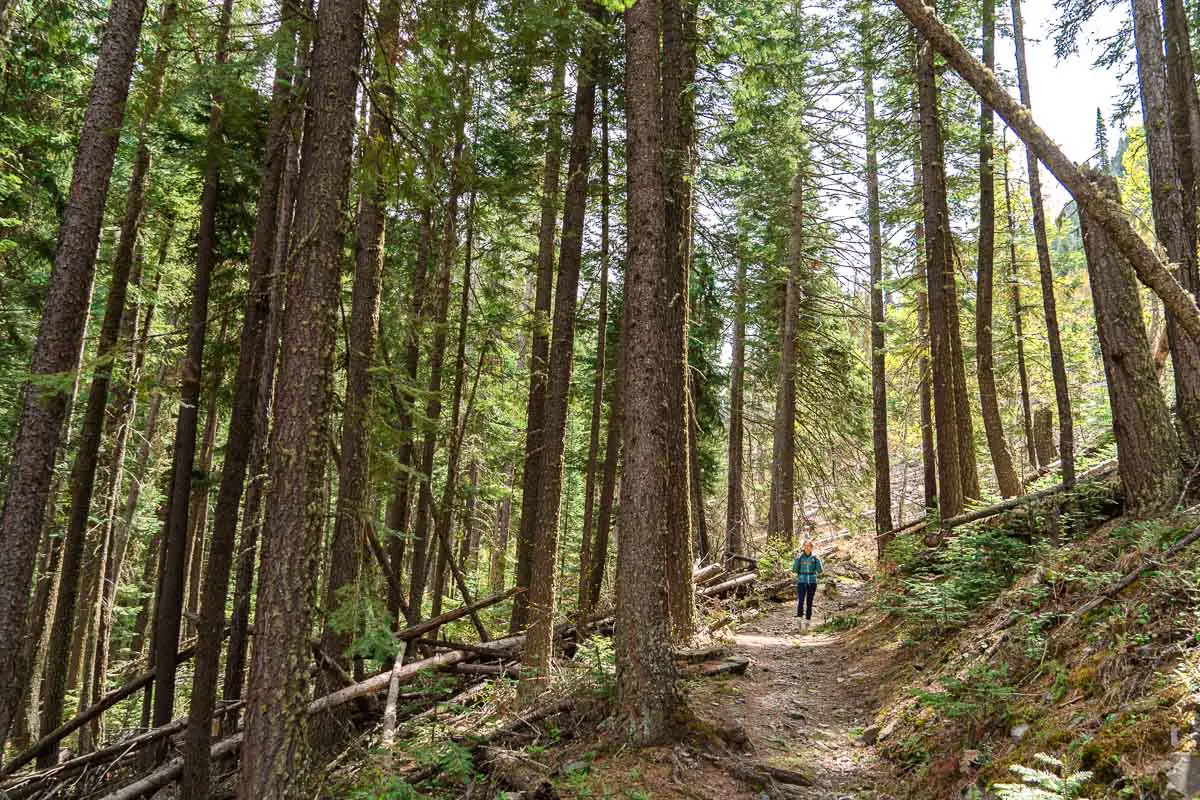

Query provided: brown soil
[560,574,902,800]
[693,579,899,799]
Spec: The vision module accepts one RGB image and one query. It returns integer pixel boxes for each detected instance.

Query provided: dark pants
[796,582,817,620]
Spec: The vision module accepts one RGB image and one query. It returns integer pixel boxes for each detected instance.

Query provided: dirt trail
[696,579,898,799]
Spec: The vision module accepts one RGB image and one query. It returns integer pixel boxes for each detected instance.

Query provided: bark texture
[1130,0,1200,454]
[0,0,148,749]
[524,8,600,690]
[975,0,1021,498]
[863,14,893,547]
[1078,169,1180,513]
[512,49,567,634]
[616,0,682,744]
[235,0,364,789]
[180,2,302,792]
[917,28,964,519]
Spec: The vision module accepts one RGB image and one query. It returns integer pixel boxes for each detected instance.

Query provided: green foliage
[573,634,616,699]
[913,663,1014,734]
[882,527,1033,633]
[757,536,796,581]
[816,613,860,633]
[345,776,424,800]
[994,753,1093,800]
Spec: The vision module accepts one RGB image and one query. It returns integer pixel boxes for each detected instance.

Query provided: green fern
[994,753,1092,800]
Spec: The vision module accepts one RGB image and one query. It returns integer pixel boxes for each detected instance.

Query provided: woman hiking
[792,539,823,630]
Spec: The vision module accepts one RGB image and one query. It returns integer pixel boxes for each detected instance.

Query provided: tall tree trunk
[512,49,568,634]
[221,76,304,733]
[181,345,224,642]
[1079,169,1181,512]
[489,468,514,595]
[1009,0,1074,486]
[180,2,303,791]
[314,0,401,733]
[769,173,801,542]
[407,142,468,635]
[39,83,176,767]
[616,0,681,744]
[725,254,747,560]
[430,185,485,636]
[385,206,433,615]
[687,380,710,560]
[88,231,169,749]
[235,0,365,788]
[1002,142,1039,470]
[149,0,234,756]
[913,149,937,511]
[588,376,620,611]
[578,65,610,615]
[1130,0,1200,454]
[0,0,148,750]
[11,292,96,751]
[1161,0,1200,222]
[661,0,697,641]
[974,0,1021,498]
[523,5,600,692]
[863,9,894,549]
[916,27,964,520]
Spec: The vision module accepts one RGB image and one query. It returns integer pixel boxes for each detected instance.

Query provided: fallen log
[699,572,757,597]
[892,0,1200,339]
[0,638,210,779]
[1061,524,1200,629]
[415,638,523,658]
[890,460,1119,542]
[396,587,521,643]
[98,641,526,799]
[446,662,521,678]
[99,732,243,800]
[692,563,723,584]
[3,702,243,799]
[310,634,525,716]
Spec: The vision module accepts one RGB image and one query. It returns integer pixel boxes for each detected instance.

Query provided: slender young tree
[0,0,149,749]
[916,28,964,520]
[1010,0,1074,486]
[974,0,1020,497]
[913,150,937,511]
[769,173,802,543]
[235,0,365,787]
[1002,141,1038,470]
[863,4,893,547]
[615,0,682,744]
[725,252,747,560]
[512,46,568,633]
[589,357,620,611]
[524,1,601,691]
[578,60,610,615]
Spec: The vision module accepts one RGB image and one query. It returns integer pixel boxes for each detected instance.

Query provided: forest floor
[692,580,899,799]
[545,571,903,800]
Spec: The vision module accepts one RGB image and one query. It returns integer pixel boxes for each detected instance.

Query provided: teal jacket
[792,553,823,586]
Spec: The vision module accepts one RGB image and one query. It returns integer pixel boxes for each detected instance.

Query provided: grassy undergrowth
[866,479,1200,799]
